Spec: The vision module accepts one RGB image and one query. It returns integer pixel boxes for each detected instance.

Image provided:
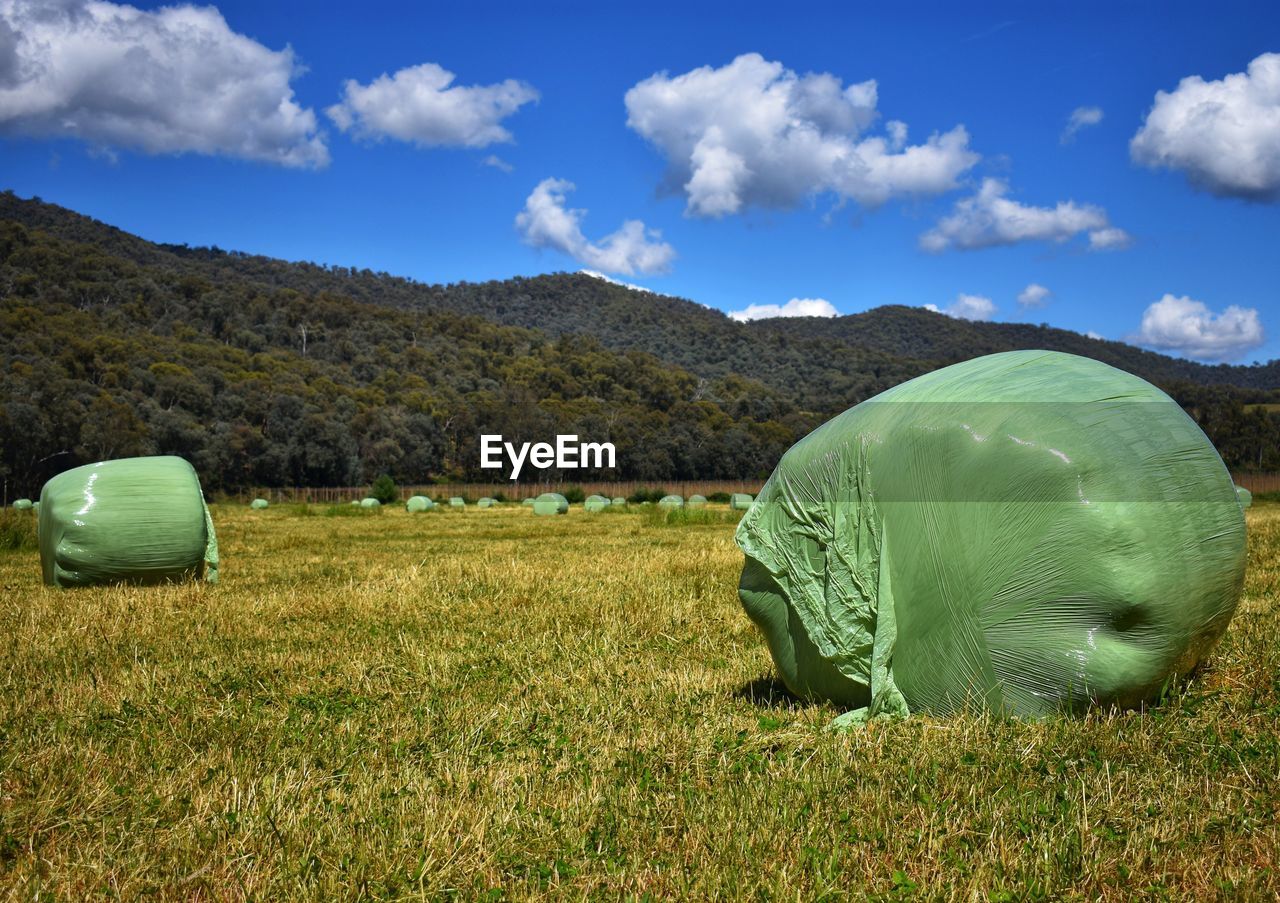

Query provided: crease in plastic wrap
[736,351,1246,725]
[38,455,219,588]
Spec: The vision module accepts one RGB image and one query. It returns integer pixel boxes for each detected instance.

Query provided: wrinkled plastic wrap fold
[736,351,1245,721]
[38,455,219,588]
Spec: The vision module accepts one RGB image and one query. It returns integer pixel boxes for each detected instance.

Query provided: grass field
[1,502,1278,900]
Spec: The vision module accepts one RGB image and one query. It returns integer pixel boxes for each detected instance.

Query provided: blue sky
[2,0,1278,364]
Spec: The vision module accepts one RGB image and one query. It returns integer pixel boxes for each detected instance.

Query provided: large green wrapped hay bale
[658,495,684,509]
[406,496,433,512]
[1235,485,1252,509]
[359,497,381,509]
[522,497,537,507]
[449,497,465,508]
[38,456,219,588]
[13,498,32,510]
[533,492,568,516]
[611,497,626,507]
[687,494,708,508]
[731,493,754,510]
[250,498,269,510]
[584,495,609,512]
[737,351,1245,723]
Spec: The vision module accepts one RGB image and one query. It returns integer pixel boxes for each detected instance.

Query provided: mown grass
[1,502,1277,900]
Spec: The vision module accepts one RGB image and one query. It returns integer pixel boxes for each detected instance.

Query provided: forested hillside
[2,190,1277,497]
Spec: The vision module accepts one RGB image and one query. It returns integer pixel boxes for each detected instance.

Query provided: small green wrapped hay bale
[687,494,708,508]
[250,498,269,509]
[359,498,381,509]
[406,496,433,512]
[522,497,536,507]
[611,497,626,507]
[738,350,1246,722]
[731,493,754,510]
[1236,485,1252,509]
[449,497,465,508]
[584,495,609,512]
[477,497,496,508]
[38,455,219,588]
[13,498,32,510]
[533,492,568,516]
[658,495,684,509]
[349,500,360,506]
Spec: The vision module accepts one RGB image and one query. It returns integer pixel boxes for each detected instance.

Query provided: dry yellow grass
[1,502,1277,900]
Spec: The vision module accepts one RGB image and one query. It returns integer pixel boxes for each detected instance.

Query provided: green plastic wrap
[611,497,627,507]
[406,496,433,512]
[522,498,536,507]
[360,498,381,509]
[349,500,360,506]
[477,497,496,508]
[584,495,609,512]
[533,492,568,516]
[736,350,1246,722]
[1236,486,1252,509]
[688,494,708,508]
[13,498,32,510]
[731,493,754,510]
[659,495,684,509]
[449,497,465,508]
[250,498,269,509]
[38,455,219,588]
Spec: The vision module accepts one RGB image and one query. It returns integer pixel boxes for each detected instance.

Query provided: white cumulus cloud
[728,297,839,322]
[924,294,997,321]
[1132,294,1265,361]
[0,0,327,167]
[1017,283,1051,309]
[1131,53,1280,201]
[327,62,537,148]
[623,52,979,217]
[920,178,1130,252]
[1060,106,1103,143]
[516,178,675,276]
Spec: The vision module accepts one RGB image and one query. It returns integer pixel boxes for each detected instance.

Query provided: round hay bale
[687,494,708,508]
[38,455,218,588]
[12,498,32,510]
[359,497,381,509]
[584,495,609,512]
[658,495,684,509]
[1235,485,1252,509]
[250,498,269,509]
[731,493,754,510]
[449,497,466,508]
[522,497,536,507]
[533,492,568,516]
[611,497,626,507]
[477,497,496,508]
[406,496,433,512]
[737,350,1246,721]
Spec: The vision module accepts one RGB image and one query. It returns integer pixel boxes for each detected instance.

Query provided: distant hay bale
[12,498,32,510]
[359,498,381,508]
[349,500,360,506]
[1236,485,1252,509]
[406,496,433,512]
[611,497,626,507]
[522,498,536,507]
[38,455,218,588]
[449,497,465,508]
[250,498,269,509]
[533,492,568,516]
[687,494,708,508]
[477,497,496,508]
[658,495,684,509]
[731,493,754,510]
[584,495,609,512]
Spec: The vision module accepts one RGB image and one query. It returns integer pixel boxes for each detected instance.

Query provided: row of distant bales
[9,455,757,589]
[247,492,756,515]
